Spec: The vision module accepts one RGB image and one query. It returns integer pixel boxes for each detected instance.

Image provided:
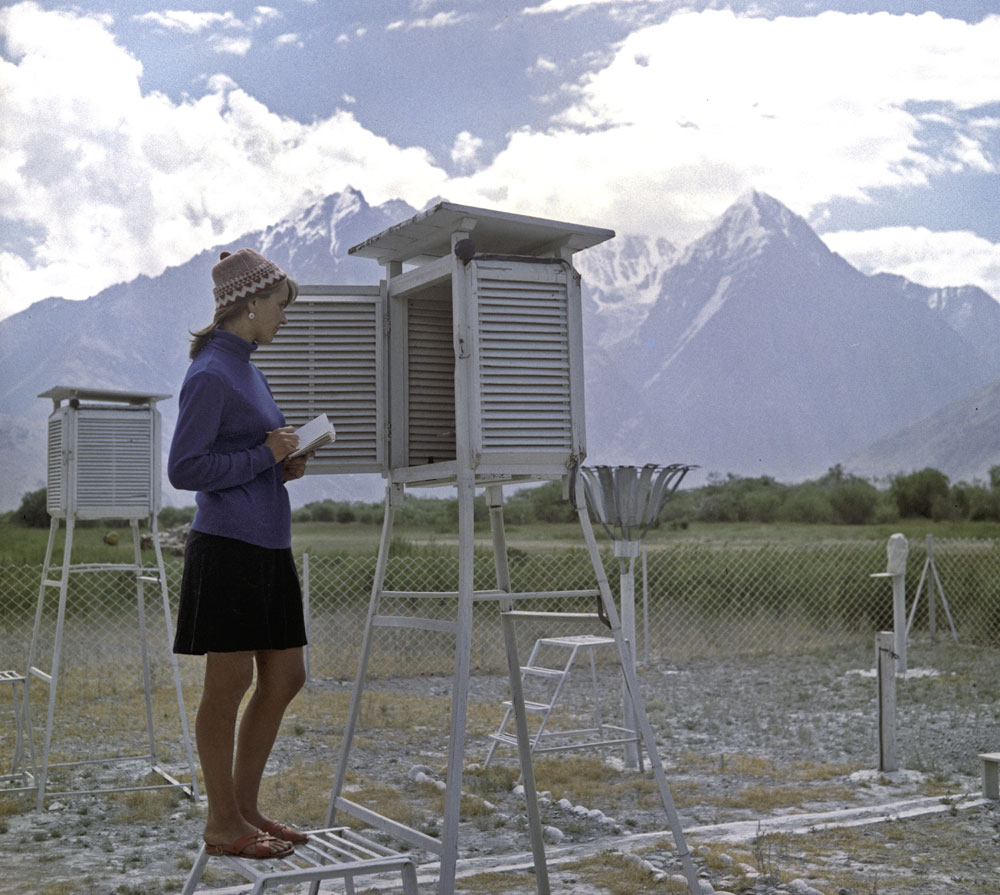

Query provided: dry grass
[530,754,662,809]
[106,773,190,824]
[562,851,690,894]
[750,810,997,894]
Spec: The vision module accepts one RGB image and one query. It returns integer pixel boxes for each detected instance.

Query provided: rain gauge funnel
[578,463,695,766]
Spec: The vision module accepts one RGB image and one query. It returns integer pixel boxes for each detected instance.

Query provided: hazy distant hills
[579,191,1000,482]
[849,378,1000,484]
[3,187,1000,511]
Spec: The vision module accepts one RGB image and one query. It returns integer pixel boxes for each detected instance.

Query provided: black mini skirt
[173,529,308,655]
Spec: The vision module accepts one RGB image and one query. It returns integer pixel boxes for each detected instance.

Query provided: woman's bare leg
[198,651,262,847]
[233,647,306,829]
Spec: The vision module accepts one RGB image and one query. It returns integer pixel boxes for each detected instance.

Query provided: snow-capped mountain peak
[681,190,831,269]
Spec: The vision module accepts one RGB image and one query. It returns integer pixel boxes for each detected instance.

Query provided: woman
[169,248,312,860]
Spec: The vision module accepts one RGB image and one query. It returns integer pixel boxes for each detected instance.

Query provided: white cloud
[275,32,303,48]
[823,227,1000,301]
[132,10,240,33]
[450,131,484,170]
[454,9,1000,247]
[211,34,253,55]
[0,3,448,317]
[253,7,282,26]
[527,55,558,74]
[523,0,649,14]
[386,11,469,30]
[4,4,1000,320]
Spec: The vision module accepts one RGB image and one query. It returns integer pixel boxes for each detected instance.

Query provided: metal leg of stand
[132,520,158,763]
[150,517,199,800]
[34,515,74,809]
[179,846,210,895]
[574,474,700,895]
[439,472,476,895]
[488,484,550,895]
[323,485,398,830]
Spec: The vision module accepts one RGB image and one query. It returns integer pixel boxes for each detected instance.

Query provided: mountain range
[2,187,1000,512]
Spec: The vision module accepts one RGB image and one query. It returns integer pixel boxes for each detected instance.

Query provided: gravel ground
[2,638,999,895]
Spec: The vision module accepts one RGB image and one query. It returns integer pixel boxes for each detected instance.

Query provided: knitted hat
[211,248,288,317]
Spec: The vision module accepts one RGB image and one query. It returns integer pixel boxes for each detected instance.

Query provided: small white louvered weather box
[255,203,614,485]
[41,386,168,519]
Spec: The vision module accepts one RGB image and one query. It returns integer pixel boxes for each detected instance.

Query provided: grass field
[6,515,1000,567]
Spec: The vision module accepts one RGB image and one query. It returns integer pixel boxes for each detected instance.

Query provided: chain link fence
[3,536,999,682]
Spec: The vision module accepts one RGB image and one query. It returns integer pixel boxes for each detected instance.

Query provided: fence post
[925,534,937,642]
[302,552,311,682]
[871,534,908,674]
[642,548,649,665]
[877,631,898,772]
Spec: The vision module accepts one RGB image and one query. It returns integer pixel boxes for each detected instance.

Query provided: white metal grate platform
[180,826,418,895]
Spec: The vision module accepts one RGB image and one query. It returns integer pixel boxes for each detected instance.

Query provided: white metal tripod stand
[906,534,958,644]
[24,514,198,809]
[309,472,700,895]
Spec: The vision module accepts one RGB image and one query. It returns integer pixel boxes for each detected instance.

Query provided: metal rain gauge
[579,463,694,766]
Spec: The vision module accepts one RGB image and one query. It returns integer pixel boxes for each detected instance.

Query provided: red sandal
[259,820,310,844]
[205,831,294,859]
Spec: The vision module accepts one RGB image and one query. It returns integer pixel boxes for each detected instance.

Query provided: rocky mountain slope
[3,188,999,510]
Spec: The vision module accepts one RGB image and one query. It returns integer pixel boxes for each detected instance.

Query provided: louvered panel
[407,296,455,464]
[76,414,153,512]
[473,260,574,453]
[254,291,385,471]
[46,417,64,515]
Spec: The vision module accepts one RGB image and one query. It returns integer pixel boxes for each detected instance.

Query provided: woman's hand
[265,426,299,463]
[283,451,314,482]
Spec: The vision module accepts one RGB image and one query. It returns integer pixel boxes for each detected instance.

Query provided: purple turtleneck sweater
[168,329,291,549]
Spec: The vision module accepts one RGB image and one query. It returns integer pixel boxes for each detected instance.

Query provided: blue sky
[1,0,999,318]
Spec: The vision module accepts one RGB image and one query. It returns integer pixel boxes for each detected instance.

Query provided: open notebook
[289,412,336,458]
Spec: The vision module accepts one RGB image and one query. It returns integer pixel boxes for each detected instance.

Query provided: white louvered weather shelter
[240,206,703,895]
[26,387,197,809]
[44,387,165,519]
[256,203,605,484]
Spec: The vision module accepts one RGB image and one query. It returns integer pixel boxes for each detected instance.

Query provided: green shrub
[830,479,879,525]
[781,487,834,524]
[890,468,950,518]
[13,488,49,527]
[157,505,195,528]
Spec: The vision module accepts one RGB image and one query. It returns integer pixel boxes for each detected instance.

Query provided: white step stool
[484,633,641,767]
[1,670,35,792]
[180,826,418,895]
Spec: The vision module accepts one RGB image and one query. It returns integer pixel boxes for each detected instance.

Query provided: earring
[248,311,255,320]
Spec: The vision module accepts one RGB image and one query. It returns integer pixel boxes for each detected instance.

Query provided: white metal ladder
[484,633,642,767]
[23,515,198,809]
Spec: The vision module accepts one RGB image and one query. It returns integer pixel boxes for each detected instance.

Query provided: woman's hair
[188,277,299,360]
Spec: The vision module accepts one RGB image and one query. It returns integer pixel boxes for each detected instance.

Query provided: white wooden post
[871,533,908,675]
[887,534,908,673]
[877,631,898,772]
